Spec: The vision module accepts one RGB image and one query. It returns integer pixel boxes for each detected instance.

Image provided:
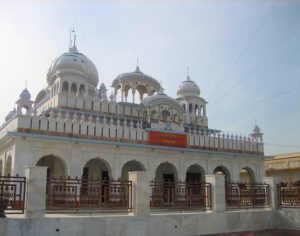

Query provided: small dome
[100,82,106,90]
[112,66,160,90]
[139,90,184,113]
[19,88,31,101]
[5,108,16,122]
[47,45,98,87]
[252,124,261,134]
[177,76,200,98]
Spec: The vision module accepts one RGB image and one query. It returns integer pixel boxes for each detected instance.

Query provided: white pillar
[128,171,150,216]
[132,92,135,103]
[25,166,48,218]
[263,176,282,209]
[205,174,225,212]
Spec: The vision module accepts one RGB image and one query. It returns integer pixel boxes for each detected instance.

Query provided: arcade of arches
[35,156,257,183]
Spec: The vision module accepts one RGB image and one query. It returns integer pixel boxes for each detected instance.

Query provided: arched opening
[195,105,199,116]
[21,106,28,115]
[183,104,186,111]
[189,103,193,114]
[200,106,204,116]
[213,166,231,183]
[136,85,147,103]
[161,110,171,122]
[82,158,111,181]
[150,110,158,120]
[155,162,178,182]
[186,164,205,183]
[62,81,69,93]
[71,83,77,96]
[124,85,132,103]
[4,156,12,176]
[121,160,146,180]
[36,155,66,178]
[79,84,85,96]
[173,114,179,123]
[240,167,256,183]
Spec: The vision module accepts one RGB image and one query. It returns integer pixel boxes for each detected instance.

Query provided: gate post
[128,171,150,216]
[263,176,282,209]
[205,174,225,212]
[25,166,48,218]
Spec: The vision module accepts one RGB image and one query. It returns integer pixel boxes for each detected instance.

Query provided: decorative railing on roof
[1,112,263,155]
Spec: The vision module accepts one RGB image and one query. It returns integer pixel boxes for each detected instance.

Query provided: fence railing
[46,177,132,212]
[225,182,269,208]
[277,182,300,208]
[0,174,26,215]
[150,181,211,210]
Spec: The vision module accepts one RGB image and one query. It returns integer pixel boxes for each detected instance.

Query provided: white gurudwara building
[1,40,300,236]
[0,42,265,183]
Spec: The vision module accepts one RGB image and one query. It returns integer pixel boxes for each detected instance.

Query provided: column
[205,174,225,212]
[132,91,135,103]
[263,176,282,209]
[121,90,124,102]
[25,166,48,218]
[128,171,150,216]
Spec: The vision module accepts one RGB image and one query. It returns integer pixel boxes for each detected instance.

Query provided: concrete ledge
[201,229,300,236]
[0,210,274,236]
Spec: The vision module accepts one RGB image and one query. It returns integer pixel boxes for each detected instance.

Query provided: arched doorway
[155,162,178,182]
[240,167,255,183]
[213,166,231,183]
[82,158,111,180]
[36,155,66,178]
[121,160,146,180]
[186,164,205,183]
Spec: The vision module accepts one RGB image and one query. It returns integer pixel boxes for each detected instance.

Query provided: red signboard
[148,131,187,148]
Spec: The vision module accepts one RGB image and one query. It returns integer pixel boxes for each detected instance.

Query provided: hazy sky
[0,0,299,155]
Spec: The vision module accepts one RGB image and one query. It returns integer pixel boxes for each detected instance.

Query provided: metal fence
[277,182,300,208]
[46,177,132,212]
[150,181,211,210]
[0,174,26,214]
[225,182,270,208]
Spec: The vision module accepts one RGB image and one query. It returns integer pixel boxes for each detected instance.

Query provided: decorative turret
[176,68,207,127]
[99,82,108,101]
[16,88,33,115]
[250,124,263,142]
[111,63,160,103]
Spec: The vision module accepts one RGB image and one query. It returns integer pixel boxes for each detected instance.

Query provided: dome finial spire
[69,28,75,49]
[73,33,76,47]
[187,66,190,81]
[135,58,141,73]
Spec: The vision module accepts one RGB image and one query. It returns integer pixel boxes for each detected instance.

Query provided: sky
[0,0,299,155]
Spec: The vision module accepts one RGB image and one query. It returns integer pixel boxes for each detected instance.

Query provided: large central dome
[46,45,98,87]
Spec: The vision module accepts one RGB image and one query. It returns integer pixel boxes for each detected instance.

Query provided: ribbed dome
[5,108,16,122]
[19,88,31,101]
[47,46,98,87]
[112,66,160,89]
[139,90,184,113]
[177,76,200,98]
